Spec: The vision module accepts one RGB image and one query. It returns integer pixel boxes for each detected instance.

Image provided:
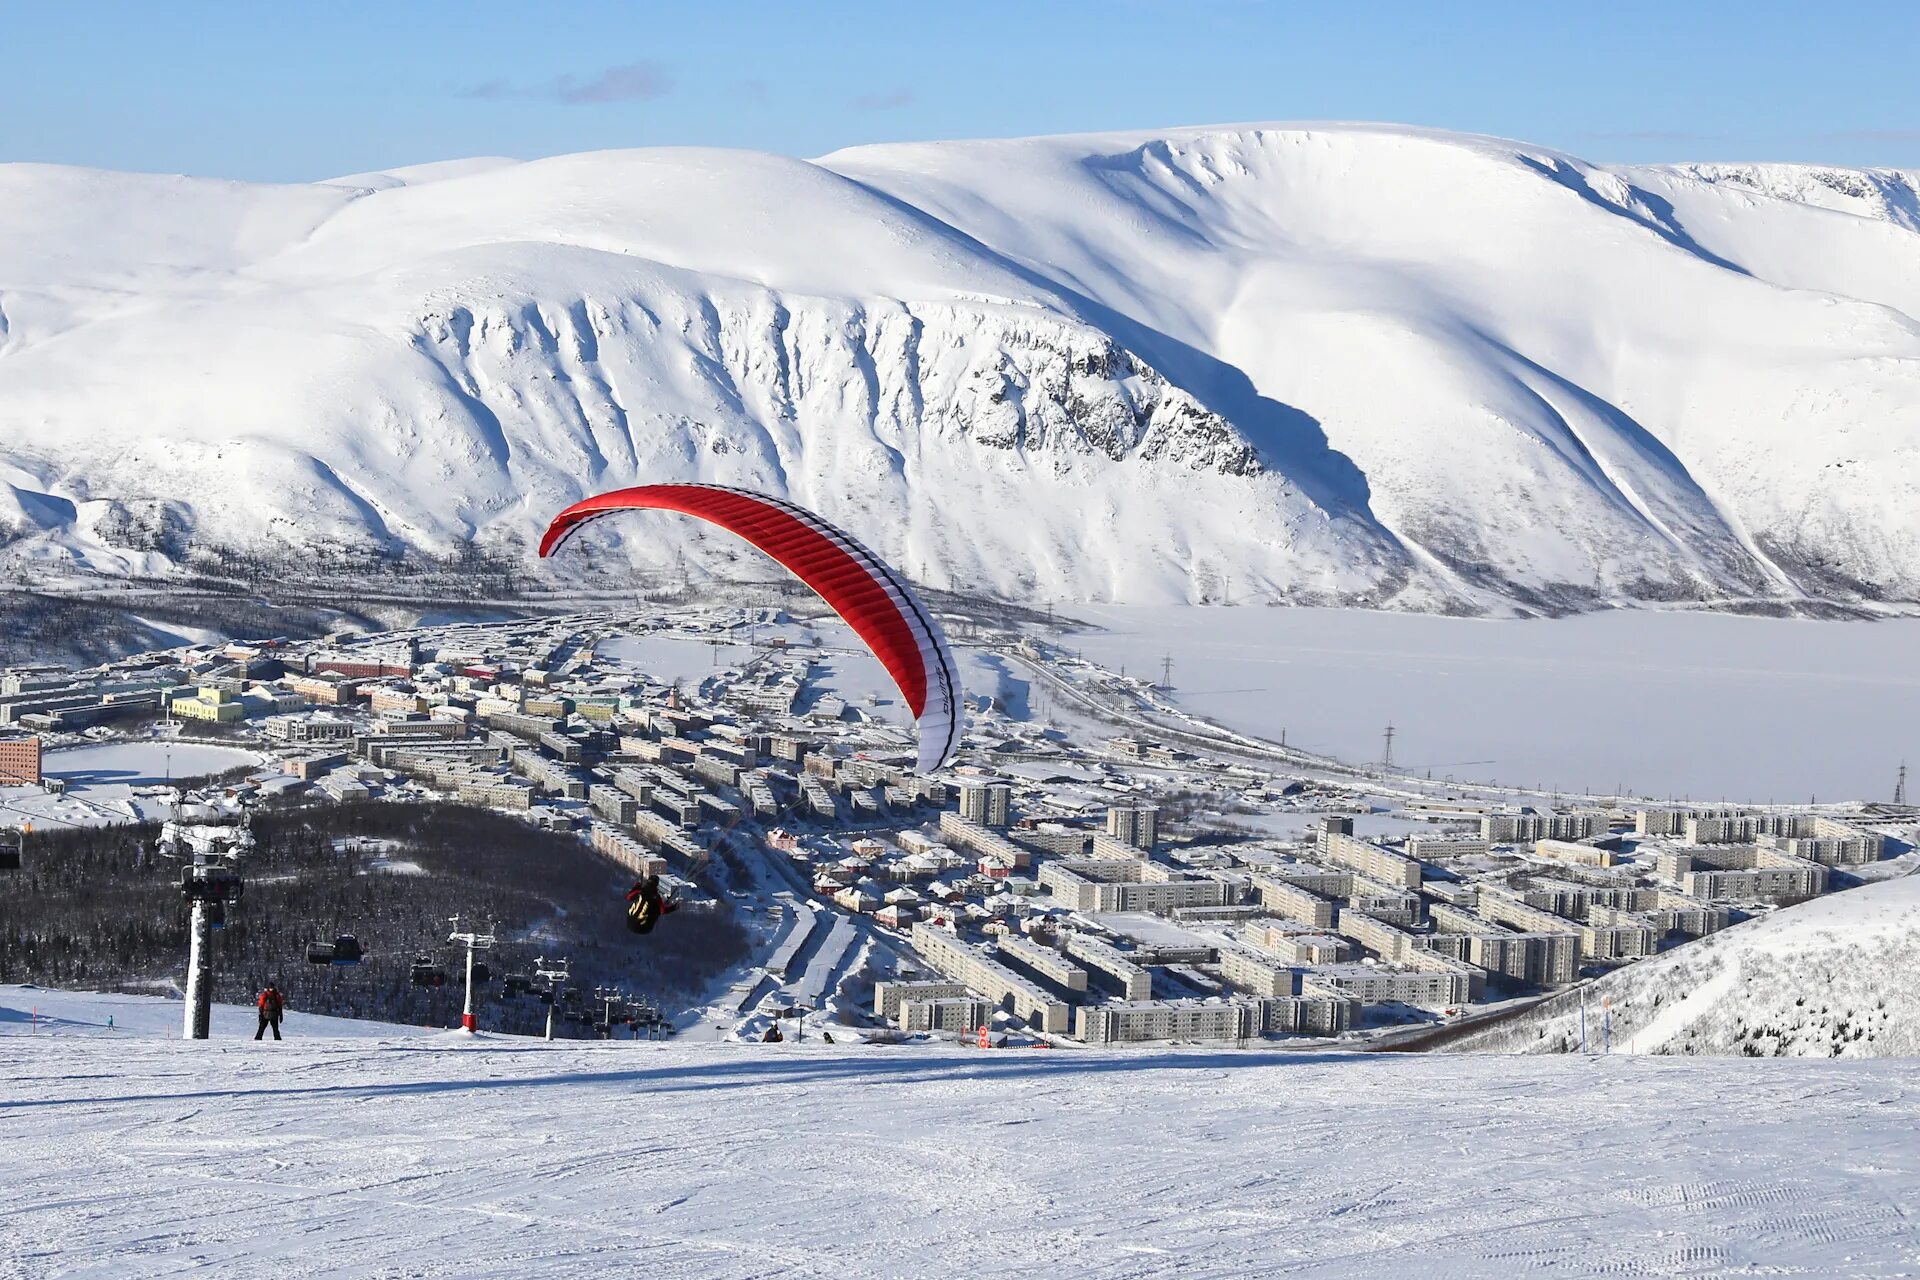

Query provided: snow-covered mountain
[3,123,1918,613]
[1438,871,1920,1057]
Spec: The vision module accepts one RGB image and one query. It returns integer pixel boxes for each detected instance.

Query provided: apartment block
[901,997,994,1033]
[1216,946,1296,998]
[1250,874,1337,929]
[1317,828,1422,891]
[874,979,972,1021]
[910,923,1070,1033]
[1532,838,1620,868]
[1061,933,1154,1000]
[1300,964,1471,1010]
[1075,1000,1255,1044]
[1481,811,1611,843]
[1038,858,1231,914]
[996,934,1090,993]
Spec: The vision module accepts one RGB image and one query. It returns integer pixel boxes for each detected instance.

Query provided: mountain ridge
[2,122,1916,614]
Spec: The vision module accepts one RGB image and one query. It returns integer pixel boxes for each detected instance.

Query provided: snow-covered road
[6,1026,1919,1276]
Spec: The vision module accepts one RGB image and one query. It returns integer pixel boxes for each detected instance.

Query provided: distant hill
[1437,871,1920,1057]
[3,125,1919,614]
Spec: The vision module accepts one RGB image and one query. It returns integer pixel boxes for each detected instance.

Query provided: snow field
[5,1003,1920,1276]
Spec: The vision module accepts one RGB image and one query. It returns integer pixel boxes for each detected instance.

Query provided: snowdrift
[3,124,1918,612]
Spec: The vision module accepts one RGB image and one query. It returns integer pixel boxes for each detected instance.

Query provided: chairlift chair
[307,942,337,964]
[0,836,21,872]
[504,974,533,996]
[408,956,444,988]
[330,935,363,965]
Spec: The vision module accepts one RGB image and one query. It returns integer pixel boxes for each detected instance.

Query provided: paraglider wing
[539,484,961,772]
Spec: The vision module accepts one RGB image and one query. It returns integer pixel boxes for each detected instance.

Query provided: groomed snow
[5,989,1919,1276]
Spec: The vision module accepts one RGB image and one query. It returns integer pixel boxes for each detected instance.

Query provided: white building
[1075,1000,1255,1044]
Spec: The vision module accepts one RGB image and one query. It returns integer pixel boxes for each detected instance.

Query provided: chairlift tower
[1382,724,1397,771]
[534,956,571,1041]
[447,915,497,1034]
[1897,761,1909,807]
[161,804,252,1041]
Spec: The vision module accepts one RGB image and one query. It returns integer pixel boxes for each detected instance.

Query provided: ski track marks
[5,1040,1920,1276]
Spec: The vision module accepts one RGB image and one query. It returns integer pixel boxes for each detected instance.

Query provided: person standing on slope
[625,873,679,935]
[255,985,286,1041]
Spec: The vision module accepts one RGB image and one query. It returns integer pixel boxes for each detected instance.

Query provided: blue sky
[8,2,1918,181]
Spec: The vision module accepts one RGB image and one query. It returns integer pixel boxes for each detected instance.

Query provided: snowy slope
[0,983,424,1039]
[7,1012,1920,1276]
[3,124,1919,612]
[1438,872,1920,1058]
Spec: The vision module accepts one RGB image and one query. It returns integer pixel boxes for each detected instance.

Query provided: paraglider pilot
[625,874,679,935]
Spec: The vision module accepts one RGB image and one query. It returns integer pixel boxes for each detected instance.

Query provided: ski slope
[3,125,1919,614]
[5,988,1920,1276]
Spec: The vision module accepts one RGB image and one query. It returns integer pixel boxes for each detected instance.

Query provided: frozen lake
[1068,607,1920,804]
[596,621,1016,731]
[1,741,266,829]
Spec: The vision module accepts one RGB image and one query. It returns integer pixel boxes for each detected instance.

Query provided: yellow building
[170,686,246,723]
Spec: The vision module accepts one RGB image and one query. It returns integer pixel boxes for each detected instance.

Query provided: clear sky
[9,2,1918,182]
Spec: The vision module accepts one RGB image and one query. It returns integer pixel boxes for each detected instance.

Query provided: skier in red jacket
[255,985,286,1041]
[625,874,679,935]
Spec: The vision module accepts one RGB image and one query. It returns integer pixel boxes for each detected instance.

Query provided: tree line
[0,800,748,1037]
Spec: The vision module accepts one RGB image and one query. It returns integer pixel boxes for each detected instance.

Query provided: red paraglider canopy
[539,484,961,773]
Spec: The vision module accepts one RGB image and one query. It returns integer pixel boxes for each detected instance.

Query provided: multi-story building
[1428,902,1580,985]
[1061,933,1153,1000]
[1581,906,1660,961]
[1037,858,1231,914]
[1250,874,1337,929]
[901,997,994,1034]
[1075,1000,1255,1044]
[1243,922,1353,966]
[1257,995,1356,1036]
[1408,835,1490,860]
[939,814,1032,868]
[1300,964,1471,1010]
[1343,873,1423,927]
[996,935,1090,993]
[1252,861,1353,898]
[590,825,668,878]
[874,979,972,1021]
[1216,946,1295,998]
[0,735,42,786]
[170,686,245,722]
[1481,811,1611,844]
[1334,911,1421,963]
[910,923,1070,1032]
[956,779,1013,828]
[1317,828,1422,891]
[1761,818,1886,867]
[263,716,356,744]
[1656,845,1828,904]
[1104,804,1160,850]
[1531,839,1620,868]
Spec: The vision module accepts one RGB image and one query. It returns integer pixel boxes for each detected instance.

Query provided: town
[1,602,1912,1046]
